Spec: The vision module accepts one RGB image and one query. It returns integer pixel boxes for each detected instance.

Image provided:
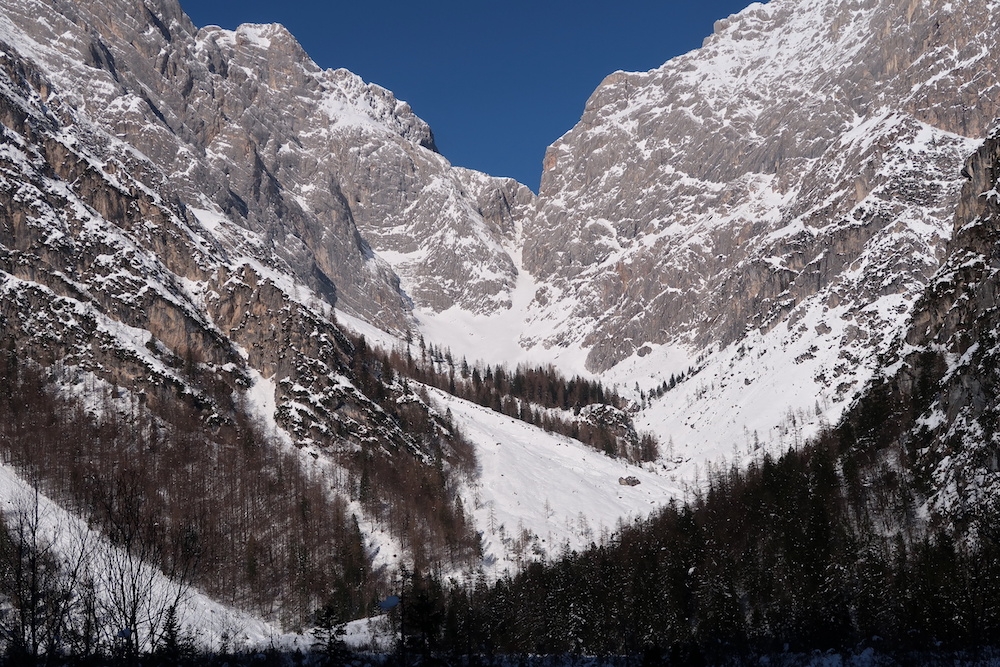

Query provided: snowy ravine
[426,387,682,573]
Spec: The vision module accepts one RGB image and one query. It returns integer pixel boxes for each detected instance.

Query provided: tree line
[370,381,1000,663]
[351,334,660,463]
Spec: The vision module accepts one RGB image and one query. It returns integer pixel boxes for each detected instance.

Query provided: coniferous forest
[391,382,1000,664]
[356,334,660,463]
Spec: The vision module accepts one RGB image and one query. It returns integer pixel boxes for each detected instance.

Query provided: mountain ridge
[3,0,1000,650]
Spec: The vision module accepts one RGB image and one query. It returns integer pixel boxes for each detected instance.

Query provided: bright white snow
[427,387,683,573]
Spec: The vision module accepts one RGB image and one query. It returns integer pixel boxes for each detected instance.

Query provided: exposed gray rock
[525,0,1000,375]
[0,0,533,330]
[0,1,485,594]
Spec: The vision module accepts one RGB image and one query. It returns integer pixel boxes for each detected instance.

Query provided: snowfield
[427,387,683,573]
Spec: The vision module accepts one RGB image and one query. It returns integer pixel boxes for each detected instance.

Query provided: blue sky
[183,1,756,191]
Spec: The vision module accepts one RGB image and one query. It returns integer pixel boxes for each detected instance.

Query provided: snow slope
[426,387,682,573]
[0,465,302,653]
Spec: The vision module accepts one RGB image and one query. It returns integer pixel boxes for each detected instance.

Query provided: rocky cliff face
[0,0,495,592]
[3,28,422,453]
[0,0,532,328]
[529,0,999,368]
[482,0,1000,469]
[873,126,1000,530]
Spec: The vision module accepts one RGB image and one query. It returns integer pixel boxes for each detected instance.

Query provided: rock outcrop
[0,0,533,329]
[0,0,487,594]
[528,0,999,371]
[874,126,1000,529]
[497,0,1000,468]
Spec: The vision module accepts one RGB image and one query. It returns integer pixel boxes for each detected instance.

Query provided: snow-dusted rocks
[508,0,1000,467]
[4,0,1000,633]
[530,0,999,362]
[0,0,534,329]
[0,0,487,631]
[880,126,1000,529]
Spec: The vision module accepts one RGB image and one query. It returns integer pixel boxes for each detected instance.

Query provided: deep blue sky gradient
[183,1,757,191]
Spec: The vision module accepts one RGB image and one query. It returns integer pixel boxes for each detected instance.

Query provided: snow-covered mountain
[3,0,1000,645]
[0,0,661,636]
[412,0,1000,478]
[0,0,518,635]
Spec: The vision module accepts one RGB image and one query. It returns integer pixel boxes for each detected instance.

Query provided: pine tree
[311,603,351,666]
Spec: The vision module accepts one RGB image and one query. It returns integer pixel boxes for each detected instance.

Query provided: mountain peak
[5,0,1000,644]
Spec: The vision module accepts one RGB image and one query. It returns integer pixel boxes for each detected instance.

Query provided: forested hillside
[396,421,1000,661]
